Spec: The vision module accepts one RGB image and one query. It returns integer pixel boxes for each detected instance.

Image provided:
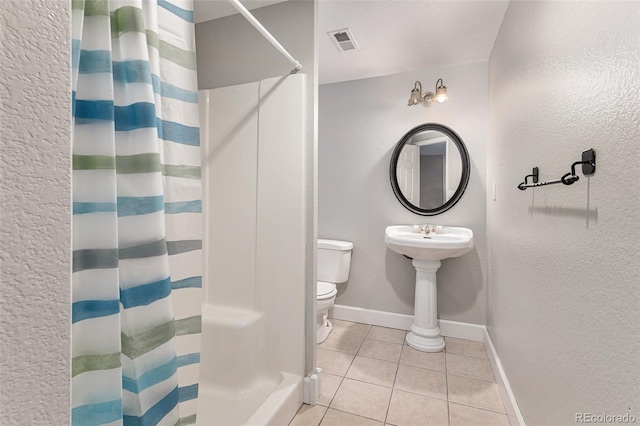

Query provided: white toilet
[317,239,353,343]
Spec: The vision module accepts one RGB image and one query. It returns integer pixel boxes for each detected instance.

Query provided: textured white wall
[0,1,71,424]
[488,2,640,424]
[319,62,488,323]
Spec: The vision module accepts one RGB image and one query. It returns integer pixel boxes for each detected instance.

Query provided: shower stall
[197,74,307,425]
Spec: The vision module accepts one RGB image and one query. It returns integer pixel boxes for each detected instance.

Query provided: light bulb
[435,84,447,103]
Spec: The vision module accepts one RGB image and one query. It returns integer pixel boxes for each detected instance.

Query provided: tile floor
[290,320,510,426]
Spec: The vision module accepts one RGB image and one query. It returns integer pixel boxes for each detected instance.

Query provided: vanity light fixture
[408,78,448,106]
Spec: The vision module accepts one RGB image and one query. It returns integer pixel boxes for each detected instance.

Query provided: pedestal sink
[385,225,474,352]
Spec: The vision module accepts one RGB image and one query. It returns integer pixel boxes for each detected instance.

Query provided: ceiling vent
[328,28,359,52]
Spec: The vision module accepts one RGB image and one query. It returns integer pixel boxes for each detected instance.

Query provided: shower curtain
[71,0,202,424]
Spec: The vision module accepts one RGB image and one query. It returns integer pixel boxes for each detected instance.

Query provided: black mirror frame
[389,123,470,216]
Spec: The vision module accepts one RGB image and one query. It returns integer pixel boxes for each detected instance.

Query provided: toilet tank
[317,239,353,284]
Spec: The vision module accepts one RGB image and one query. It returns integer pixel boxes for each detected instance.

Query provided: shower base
[196,304,303,425]
[197,372,301,426]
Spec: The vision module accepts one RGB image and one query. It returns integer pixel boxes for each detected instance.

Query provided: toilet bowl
[316,239,353,343]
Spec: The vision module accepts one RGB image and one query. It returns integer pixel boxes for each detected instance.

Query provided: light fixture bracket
[423,92,436,104]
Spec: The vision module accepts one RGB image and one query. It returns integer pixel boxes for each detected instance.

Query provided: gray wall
[319,62,488,324]
[488,2,640,424]
[0,1,70,424]
[196,0,315,91]
[419,154,444,210]
[195,0,318,373]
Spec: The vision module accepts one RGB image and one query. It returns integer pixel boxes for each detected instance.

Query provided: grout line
[383,344,404,424]
[447,371,500,384]
[291,404,304,419]
[352,352,401,365]
[341,375,452,403]
[388,386,449,403]
[446,350,493,362]
[334,321,393,423]
[445,337,489,360]
[445,352,489,360]
[362,336,406,345]
[447,371,508,414]
[328,374,345,408]
[319,327,371,354]
[385,388,396,425]
[289,403,326,426]
[322,324,374,394]
[445,347,450,426]
[398,344,447,374]
[315,404,329,426]
[366,337,406,345]
[327,406,387,424]
[449,400,510,416]
[318,320,507,425]
[396,361,446,375]
[340,376,394,389]
[327,322,504,420]
[365,327,407,346]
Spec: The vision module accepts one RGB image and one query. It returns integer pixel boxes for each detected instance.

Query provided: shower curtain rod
[228,0,303,72]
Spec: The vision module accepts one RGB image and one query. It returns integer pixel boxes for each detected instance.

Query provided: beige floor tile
[445,337,487,359]
[394,364,447,400]
[446,353,495,382]
[400,345,446,372]
[289,404,328,426]
[317,348,355,376]
[447,374,506,414]
[386,390,449,426]
[321,331,367,354]
[346,356,398,388]
[332,320,372,338]
[358,338,403,363]
[449,402,510,426]
[367,326,406,344]
[329,378,392,422]
[318,373,343,406]
[320,409,384,426]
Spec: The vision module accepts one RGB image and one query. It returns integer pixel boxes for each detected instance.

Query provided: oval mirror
[390,123,470,216]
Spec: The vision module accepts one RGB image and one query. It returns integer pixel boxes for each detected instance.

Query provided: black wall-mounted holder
[517,149,596,191]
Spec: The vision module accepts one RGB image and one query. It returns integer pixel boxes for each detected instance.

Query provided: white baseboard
[331,304,414,331]
[330,304,485,341]
[484,328,526,426]
[438,319,486,342]
[329,304,525,425]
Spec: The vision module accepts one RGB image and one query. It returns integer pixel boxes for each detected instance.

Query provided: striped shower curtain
[71,0,202,424]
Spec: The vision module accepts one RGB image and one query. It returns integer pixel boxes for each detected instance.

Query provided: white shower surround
[197,75,307,425]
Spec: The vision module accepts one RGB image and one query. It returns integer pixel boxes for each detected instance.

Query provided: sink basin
[385,225,474,260]
[384,225,474,352]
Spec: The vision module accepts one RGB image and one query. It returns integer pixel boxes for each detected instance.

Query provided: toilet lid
[317,281,337,299]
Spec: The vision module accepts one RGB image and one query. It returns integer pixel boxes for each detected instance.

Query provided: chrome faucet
[418,224,437,235]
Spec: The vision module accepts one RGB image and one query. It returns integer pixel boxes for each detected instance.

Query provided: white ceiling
[193,0,510,84]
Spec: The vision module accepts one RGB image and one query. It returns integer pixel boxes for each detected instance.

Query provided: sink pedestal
[385,225,474,352]
[406,259,445,352]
